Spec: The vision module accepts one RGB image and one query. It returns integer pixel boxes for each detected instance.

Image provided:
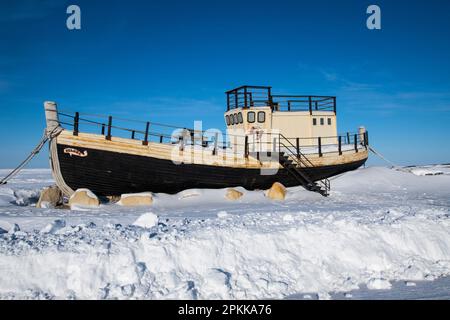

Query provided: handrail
[278,133,330,193]
[278,134,315,168]
[225,86,336,113]
[55,110,364,144]
[54,110,368,161]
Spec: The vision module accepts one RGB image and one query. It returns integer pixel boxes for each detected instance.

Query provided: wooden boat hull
[54,142,367,196]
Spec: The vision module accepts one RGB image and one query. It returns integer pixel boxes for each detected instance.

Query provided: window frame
[313,118,317,126]
[247,111,256,123]
[327,118,332,125]
[230,114,235,125]
[237,112,243,124]
[320,118,324,126]
[257,111,266,123]
[233,114,238,125]
[226,115,230,126]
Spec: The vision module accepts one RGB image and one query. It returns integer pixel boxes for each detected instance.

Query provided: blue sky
[1,0,450,168]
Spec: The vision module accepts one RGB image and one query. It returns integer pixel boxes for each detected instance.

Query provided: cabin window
[226,115,230,126]
[230,114,235,125]
[313,118,317,126]
[237,112,243,124]
[320,118,324,125]
[257,111,265,123]
[233,114,238,125]
[327,118,332,125]
[248,111,255,123]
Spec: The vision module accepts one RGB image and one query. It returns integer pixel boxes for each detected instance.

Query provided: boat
[43,85,369,197]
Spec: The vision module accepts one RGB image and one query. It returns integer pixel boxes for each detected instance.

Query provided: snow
[406,165,450,177]
[0,169,53,207]
[331,277,450,300]
[132,213,158,228]
[367,279,392,290]
[217,211,228,219]
[40,219,67,234]
[0,165,449,299]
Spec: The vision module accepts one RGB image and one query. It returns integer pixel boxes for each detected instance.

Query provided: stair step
[278,147,329,197]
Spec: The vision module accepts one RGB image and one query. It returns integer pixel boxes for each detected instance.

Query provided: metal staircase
[278,134,330,196]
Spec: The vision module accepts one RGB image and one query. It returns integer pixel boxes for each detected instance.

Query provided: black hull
[56,144,366,196]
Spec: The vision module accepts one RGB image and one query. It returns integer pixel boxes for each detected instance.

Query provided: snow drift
[0,166,449,299]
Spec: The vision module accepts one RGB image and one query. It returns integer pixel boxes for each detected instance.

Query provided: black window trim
[247,111,255,123]
[238,112,243,124]
[257,111,266,123]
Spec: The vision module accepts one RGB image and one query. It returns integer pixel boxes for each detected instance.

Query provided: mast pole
[44,101,61,135]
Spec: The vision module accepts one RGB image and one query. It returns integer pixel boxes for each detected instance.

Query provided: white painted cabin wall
[224,107,338,150]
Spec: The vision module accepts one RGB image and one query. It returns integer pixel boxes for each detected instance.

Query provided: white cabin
[224,86,339,153]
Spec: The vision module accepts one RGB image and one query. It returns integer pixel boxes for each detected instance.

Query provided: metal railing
[278,134,330,193]
[225,85,336,114]
[271,95,336,114]
[56,111,368,161]
[243,131,369,158]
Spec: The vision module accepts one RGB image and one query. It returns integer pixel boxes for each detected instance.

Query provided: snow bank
[402,165,450,177]
[410,169,444,176]
[0,166,449,299]
[0,208,449,299]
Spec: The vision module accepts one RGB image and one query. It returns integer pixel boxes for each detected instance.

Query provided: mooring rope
[368,145,411,173]
[0,127,62,185]
[368,146,398,167]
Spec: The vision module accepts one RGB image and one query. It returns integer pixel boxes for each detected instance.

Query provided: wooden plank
[56,130,369,169]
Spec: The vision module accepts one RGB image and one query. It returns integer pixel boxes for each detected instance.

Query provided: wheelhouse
[224,85,338,146]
